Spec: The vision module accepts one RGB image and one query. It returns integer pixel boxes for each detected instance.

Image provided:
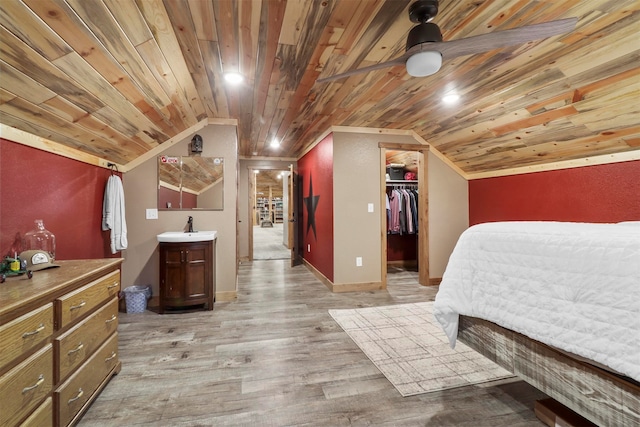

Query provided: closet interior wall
[386,150,420,271]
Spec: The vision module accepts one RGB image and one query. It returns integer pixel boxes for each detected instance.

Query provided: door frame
[379,143,429,286]
[288,164,300,266]
[247,166,294,261]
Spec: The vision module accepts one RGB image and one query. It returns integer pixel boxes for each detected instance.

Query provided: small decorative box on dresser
[0,258,123,427]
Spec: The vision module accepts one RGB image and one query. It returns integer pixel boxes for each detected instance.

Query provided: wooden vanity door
[159,241,213,313]
[183,243,210,300]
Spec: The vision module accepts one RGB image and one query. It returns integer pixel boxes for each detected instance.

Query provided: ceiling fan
[317,0,577,83]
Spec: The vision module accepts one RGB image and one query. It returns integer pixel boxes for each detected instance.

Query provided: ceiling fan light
[406,51,442,77]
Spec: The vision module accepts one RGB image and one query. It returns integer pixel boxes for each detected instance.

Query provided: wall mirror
[158,156,224,210]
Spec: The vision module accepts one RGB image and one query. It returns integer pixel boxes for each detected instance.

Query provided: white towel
[102,175,128,253]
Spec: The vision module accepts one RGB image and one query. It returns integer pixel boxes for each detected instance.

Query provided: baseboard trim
[215,291,237,302]
[302,259,386,293]
[302,259,334,291]
[332,281,386,293]
[428,277,442,286]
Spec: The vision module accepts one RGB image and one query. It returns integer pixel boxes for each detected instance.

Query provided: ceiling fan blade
[317,56,408,83]
[430,17,578,60]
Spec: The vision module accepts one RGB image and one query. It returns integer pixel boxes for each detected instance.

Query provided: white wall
[122,124,239,300]
[332,131,468,284]
[428,154,468,277]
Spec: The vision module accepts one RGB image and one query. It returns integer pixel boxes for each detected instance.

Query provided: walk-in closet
[383,148,428,285]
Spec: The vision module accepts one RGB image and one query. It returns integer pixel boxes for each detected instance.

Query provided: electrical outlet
[356,257,363,267]
[307,244,311,252]
[146,208,158,220]
[368,203,374,213]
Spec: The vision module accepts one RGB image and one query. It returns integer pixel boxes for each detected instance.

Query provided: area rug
[328,302,514,396]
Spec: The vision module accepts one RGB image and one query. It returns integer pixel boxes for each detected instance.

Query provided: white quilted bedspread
[434,221,640,382]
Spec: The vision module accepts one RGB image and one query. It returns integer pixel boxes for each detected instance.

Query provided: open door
[289,165,302,266]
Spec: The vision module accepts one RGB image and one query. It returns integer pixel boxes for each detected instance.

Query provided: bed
[433,221,640,426]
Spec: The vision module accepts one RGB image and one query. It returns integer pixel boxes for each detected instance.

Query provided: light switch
[356,257,363,267]
[368,203,374,213]
[146,208,158,220]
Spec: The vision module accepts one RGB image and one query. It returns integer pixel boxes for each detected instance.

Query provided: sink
[157,230,217,243]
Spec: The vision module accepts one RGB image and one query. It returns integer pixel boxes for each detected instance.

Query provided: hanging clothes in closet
[386,186,418,235]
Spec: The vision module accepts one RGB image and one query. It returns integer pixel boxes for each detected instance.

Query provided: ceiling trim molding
[378,142,427,151]
[239,156,298,162]
[298,126,430,160]
[466,149,640,180]
[0,124,121,170]
[409,131,469,180]
[123,119,210,172]
[296,127,333,159]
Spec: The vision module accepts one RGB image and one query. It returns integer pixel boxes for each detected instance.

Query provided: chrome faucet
[187,216,194,233]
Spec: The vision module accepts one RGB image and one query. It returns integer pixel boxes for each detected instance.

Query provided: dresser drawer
[56,332,119,426]
[0,344,53,427]
[0,303,54,373]
[20,396,53,427]
[56,270,120,329]
[56,298,118,382]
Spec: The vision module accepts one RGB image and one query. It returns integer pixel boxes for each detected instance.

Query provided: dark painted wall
[158,186,180,209]
[469,160,640,225]
[1,139,119,260]
[297,134,334,281]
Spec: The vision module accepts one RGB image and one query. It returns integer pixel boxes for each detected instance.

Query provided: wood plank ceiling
[1,0,639,176]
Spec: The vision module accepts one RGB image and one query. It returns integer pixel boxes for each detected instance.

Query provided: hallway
[79,260,545,426]
[253,223,290,260]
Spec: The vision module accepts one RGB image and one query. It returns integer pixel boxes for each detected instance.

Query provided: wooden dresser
[0,258,123,426]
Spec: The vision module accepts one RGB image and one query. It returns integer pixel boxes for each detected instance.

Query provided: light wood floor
[253,224,290,260]
[79,260,546,426]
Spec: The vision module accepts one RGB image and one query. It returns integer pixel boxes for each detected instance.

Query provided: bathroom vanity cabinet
[0,258,123,426]
[159,240,215,313]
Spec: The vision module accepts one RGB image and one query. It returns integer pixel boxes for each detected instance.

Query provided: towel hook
[107,162,118,175]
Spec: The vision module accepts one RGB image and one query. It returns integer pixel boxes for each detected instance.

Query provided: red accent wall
[469,160,640,225]
[1,139,119,260]
[387,234,417,262]
[158,186,180,209]
[297,134,334,281]
[183,192,196,209]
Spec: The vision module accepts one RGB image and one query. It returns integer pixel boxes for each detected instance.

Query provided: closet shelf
[386,180,418,184]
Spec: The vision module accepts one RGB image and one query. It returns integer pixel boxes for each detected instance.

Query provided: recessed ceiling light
[270,139,280,148]
[442,93,460,104]
[224,72,243,85]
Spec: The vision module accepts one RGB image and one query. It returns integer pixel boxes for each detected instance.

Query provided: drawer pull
[22,374,44,394]
[105,314,117,324]
[107,282,119,289]
[69,301,86,311]
[68,342,84,355]
[68,388,84,404]
[105,351,117,362]
[22,323,45,338]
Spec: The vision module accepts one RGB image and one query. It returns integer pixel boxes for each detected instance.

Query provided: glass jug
[24,219,56,260]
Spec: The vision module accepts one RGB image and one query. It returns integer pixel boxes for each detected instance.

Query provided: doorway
[250,168,291,260]
[380,144,429,286]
